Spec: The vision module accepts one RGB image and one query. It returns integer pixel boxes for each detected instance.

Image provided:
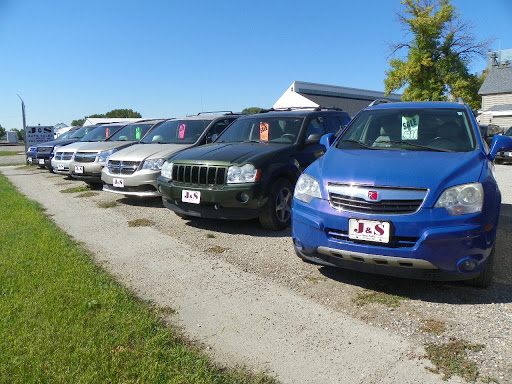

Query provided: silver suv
[101,113,242,197]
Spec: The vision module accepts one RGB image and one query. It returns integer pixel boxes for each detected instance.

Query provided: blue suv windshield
[337,108,476,152]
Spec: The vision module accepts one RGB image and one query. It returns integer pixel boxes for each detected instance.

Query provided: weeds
[75,192,99,198]
[60,185,91,193]
[352,289,407,308]
[421,319,446,335]
[128,218,153,227]
[208,246,230,253]
[98,201,119,209]
[425,338,484,382]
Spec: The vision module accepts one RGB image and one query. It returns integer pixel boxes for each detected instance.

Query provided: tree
[71,109,142,126]
[384,0,492,109]
[0,124,5,139]
[242,107,265,115]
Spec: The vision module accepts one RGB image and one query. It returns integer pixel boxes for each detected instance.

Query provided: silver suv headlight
[294,173,321,203]
[227,164,260,184]
[142,158,165,171]
[98,149,117,163]
[161,161,173,179]
[435,182,483,215]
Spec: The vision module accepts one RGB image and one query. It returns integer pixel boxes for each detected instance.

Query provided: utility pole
[17,94,27,155]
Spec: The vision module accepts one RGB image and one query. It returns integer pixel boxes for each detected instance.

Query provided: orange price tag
[260,122,269,141]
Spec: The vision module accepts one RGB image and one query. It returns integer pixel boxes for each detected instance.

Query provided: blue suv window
[337,108,476,152]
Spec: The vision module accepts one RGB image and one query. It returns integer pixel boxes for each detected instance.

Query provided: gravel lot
[2,146,511,383]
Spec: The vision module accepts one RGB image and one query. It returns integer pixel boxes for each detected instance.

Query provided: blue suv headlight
[294,173,321,203]
[435,182,483,215]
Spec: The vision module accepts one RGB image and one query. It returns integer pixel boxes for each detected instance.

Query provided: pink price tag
[179,124,186,139]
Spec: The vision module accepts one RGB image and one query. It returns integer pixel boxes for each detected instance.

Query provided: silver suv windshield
[216,116,304,143]
[79,125,123,142]
[107,123,154,141]
[140,119,211,144]
[336,108,476,152]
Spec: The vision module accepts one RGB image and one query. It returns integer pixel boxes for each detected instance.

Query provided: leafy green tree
[0,124,6,139]
[104,109,141,118]
[384,0,492,109]
[242,107,265,115]
[71,109,142,126]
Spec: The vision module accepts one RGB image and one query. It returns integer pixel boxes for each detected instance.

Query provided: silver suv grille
[328,184,427,215]
[172,164,227,185]
[74,152,98,163]
[107,160,141,175]
[54,152,74,161]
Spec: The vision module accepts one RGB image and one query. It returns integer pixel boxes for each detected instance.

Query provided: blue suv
[292,100,512,287]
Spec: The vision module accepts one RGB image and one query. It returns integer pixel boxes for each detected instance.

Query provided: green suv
[157,108,351,230]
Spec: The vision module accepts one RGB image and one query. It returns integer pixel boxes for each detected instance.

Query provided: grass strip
[0,151,23,156]
[0,173,275,384]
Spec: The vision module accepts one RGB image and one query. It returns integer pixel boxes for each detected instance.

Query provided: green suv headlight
[161,161,173,179]
[227,164,260,183]
[294,174,321,203]
[142,158,165,171]
[435,182,483,215]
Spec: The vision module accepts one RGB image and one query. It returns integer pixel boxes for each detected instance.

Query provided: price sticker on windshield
[402,115,419,140]
[260,122,269,141]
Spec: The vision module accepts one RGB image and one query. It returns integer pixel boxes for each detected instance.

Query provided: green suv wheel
[259,178,293,230]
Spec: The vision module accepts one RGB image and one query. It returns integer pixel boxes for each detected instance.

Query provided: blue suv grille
[326,228,419,248]
[327,184,427,214]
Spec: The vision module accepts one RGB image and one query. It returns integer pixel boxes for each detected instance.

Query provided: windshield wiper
[342,139,376,149]
[386,140,454,152]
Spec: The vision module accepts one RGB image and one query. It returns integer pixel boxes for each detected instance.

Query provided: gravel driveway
[2,155,511,383]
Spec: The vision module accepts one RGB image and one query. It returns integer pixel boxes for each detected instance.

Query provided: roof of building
[273,81,402,117]
[478,67,512,95]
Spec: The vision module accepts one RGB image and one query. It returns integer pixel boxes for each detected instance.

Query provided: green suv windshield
[107,123,154,141]
[140,119,211,144]
[216,116,304,144]
[336,108,476,152]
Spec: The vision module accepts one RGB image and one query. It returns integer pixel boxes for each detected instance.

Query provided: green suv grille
[172,164,227,185]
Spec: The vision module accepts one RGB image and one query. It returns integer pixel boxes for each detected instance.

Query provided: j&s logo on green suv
[157,108,350,230]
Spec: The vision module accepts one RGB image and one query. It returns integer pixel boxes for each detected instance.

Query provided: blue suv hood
[317,148,485,204]
[36,138,80,148]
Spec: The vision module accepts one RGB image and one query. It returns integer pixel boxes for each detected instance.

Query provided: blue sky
[1,0,511,129]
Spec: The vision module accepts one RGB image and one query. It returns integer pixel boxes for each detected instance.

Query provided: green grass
[0,173,276,384]
[352,289,407,308]
[425,339,484,382]
[0,151,22,156]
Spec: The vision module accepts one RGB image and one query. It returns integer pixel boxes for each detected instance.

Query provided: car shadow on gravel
[183,217,292,238]
[318,205,512,305]
[118,196,164,208]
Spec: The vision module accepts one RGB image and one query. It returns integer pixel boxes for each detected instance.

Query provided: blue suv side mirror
[489,135,512,160]
[320,133,335,150]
